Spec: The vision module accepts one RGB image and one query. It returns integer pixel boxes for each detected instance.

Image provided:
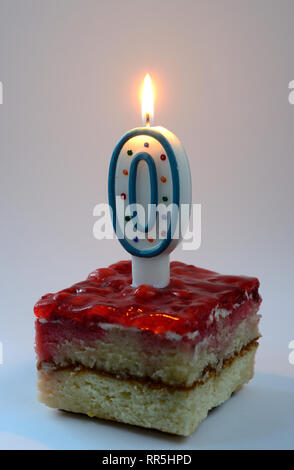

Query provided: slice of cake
[34,261,261,436]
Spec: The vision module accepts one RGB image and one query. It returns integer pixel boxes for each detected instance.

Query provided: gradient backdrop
[1,0,294,394]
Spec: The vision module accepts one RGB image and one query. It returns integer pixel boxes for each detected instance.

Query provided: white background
[0,0,293,449]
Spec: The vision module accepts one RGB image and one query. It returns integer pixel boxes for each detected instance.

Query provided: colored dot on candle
[120,193,126,200]
[125,215,131,221]
[162,196,168,202]
[133,237,139,243]
[144,142,149,148]
[161,231,167,237]
[127,150,133,156]
[161,176,167,183]
[147,238,154,243]
[123,169,128,175]
[160,154,166,161]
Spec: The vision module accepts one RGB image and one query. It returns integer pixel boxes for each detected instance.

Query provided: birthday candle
[108,75,192,287]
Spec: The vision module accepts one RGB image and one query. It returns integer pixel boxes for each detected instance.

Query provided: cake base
[37,341,258,436]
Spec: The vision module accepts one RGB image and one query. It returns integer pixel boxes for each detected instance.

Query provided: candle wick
[145,113,151,128]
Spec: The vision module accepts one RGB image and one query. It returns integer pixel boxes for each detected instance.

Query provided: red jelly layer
[34,261,261,337]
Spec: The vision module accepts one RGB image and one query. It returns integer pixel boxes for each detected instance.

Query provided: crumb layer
[38,341,258,436]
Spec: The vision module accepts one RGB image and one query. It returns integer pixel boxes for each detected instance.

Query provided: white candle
[108,75,192,287]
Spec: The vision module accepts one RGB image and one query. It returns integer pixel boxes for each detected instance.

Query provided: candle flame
[141,74,154,127]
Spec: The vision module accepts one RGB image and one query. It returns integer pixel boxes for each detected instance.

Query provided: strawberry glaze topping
[34,261,261,337]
